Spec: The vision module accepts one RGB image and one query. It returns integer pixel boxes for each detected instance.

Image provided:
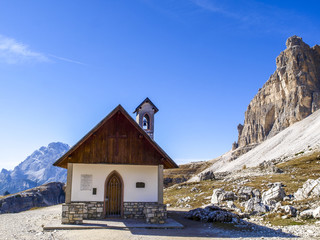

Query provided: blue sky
[1,0,320,170]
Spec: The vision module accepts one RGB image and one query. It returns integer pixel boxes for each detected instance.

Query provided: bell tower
[134,97,159,139]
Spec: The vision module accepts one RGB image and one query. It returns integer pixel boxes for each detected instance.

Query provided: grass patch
[164,179,235,208]
[295,151,305,156]
[268,218,305,226]
[243,151,320,194]
[164,151,320,212]
[263,212,317,226]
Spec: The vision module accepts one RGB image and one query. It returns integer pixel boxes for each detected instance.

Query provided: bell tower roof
[133,97,159,114]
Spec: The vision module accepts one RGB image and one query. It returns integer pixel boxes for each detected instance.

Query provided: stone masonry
[123,202,157,219]
[82,202,104,219]
[144,203,167,224]
[62,202,167,224]
[62,203,84,224]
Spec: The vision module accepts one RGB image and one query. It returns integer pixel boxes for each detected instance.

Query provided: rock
[211,189,237,205]
[244,197,268,214]
[252,189,261,199]
[185,205,238,223]
[294,178,320,200]
[283,196,291,201]
[211,189,224,205]
[313,206,320,219]
[220,191,237,202]
[238,186,253,201]
[177,196,190,204]
[300,209,315,219]
[273,202,282,212]
[199,171,215,181]
[0,182,65,214]
[259,161,283,173]
[190,187,200,192]
[280,205,297,217]
[233,36,320,156]
[164,176,188,187]
[262,185,286,204]
[237,186,261,201]
[226,201,236,209]
[212,171,231,180]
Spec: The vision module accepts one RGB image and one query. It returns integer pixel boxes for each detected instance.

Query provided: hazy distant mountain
[0,142,69,195]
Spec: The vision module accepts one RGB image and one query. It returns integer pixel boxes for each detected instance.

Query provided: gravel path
[0,205,320,240]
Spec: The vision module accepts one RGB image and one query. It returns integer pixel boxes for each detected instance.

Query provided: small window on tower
[143,114,150,130]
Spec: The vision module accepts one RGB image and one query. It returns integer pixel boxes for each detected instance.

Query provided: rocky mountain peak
[0,142,69,195]
[285,35,306,48]
[233,36,320,157]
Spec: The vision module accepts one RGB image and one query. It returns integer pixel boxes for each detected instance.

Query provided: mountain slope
[194,108,320,178]
[0,142,69,195]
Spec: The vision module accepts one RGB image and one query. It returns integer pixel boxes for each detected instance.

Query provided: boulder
[259,161,283,173]
[211,189,224,205]
[226,201,236,209]
[237,186,261,201]
[211,189,237,205]
[280,205,297,217]
[294,178,320,200]
[199,170,215,181]
[300,209,315,219]
[262,185,286,204]
[185,205,238,223]
[244,197,268,214]
[238,186,253,201]
[313,207,320,219]
[252,189,261,199]
[220,191,237,202]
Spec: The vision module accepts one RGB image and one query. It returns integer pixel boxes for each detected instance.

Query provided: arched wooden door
[104,171,123,217]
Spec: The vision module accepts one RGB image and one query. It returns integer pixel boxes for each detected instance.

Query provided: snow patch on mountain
[0,142,69,195]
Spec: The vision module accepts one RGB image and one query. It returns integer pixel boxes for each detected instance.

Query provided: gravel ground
[0,205,320,240]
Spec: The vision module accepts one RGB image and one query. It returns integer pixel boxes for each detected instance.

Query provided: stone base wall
[84,202,104,219]
[62,203,84,224]
[144,204,167,224]
[72,201,104,219]
[123,202,157,219]
[62,202,167,223]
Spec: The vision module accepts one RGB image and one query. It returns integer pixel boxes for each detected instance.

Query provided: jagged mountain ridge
[0,142,69,195]
[187,36,320,180]
[233,36,320,157]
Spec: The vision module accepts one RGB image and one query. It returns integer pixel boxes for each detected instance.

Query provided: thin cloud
[48,54,87,66]
[0,35,87,66]
[0,35,49,64]
[190,0,313,35]
[191,0,241,19]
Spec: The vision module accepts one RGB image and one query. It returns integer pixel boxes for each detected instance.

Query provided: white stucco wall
[71,164,158,202]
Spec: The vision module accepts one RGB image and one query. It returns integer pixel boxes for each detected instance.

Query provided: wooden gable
[53,105,178,169]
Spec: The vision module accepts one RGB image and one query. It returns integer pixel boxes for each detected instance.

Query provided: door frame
[104,170,124,218]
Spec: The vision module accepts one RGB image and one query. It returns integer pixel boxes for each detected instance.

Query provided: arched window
[143,114,150,130]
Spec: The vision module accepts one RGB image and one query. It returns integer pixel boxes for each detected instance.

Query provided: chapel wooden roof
[133,97,159,114]
[53,105,178,169]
